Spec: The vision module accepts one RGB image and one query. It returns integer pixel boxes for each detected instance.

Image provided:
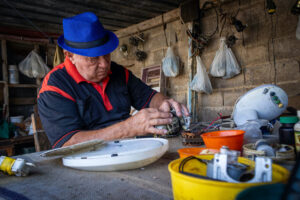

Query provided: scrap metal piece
[40,139,104,157]
[210,146,272,183]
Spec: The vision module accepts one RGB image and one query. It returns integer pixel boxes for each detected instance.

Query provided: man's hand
[159,98,189,117]
[126,108,173,136]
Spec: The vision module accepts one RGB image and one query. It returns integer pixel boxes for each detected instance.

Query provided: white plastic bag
[210,37,241,79]
[224,47,241,79]
[162,47,179,77]
[210,38,226,77]
[296,16,300,40]
[236,120,264,144]
[18,50,50,78]
[190,56,213,94]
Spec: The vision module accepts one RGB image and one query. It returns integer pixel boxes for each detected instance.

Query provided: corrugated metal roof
[0,0,188,36]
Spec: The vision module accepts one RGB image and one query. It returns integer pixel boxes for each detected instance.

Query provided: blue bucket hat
[57,12,119,57]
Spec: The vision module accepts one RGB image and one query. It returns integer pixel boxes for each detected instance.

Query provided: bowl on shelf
[201,130,245,151]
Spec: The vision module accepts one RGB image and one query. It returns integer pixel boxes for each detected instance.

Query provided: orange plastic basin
[201,130,245,151]
[177,147,219,158]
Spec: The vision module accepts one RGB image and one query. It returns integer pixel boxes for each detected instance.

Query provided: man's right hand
[126,108,173,137]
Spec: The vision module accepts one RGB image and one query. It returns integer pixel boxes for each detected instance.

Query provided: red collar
[64,56,111,86]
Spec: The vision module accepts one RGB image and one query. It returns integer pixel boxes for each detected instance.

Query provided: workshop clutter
[168,152,289,200]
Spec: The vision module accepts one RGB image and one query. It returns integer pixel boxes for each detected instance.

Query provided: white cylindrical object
[296,16,300,40]
[8,65,19,84]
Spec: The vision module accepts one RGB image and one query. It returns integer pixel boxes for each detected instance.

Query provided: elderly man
[38,12,189,148]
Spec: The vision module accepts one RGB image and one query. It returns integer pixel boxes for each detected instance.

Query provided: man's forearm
[62,119,133,147]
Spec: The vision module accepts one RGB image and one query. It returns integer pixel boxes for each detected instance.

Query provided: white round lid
[62,138,169,171]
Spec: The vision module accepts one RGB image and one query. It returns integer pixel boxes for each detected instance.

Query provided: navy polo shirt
[38,57,156,148]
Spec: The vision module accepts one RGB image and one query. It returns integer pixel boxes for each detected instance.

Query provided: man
[38,12,189,148]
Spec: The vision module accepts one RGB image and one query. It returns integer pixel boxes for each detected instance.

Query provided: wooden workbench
[0,137,185,200]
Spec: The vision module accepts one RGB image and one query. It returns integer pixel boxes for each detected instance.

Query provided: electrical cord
[178,156,223,181]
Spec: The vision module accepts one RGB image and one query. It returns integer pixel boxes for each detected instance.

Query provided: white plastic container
[294,110,300,153]
[8,65,19,84]
[10,116,24,123]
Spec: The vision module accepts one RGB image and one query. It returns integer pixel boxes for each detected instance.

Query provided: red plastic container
[201,130,245,151]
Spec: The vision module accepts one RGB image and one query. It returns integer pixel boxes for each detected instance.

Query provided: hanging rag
[53,45,64,67]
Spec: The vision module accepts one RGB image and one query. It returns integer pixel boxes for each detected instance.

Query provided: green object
[235,183,284,200]
[0,120,15,139]
[272,96,278,100]
[275,100,281,104]
[280,116,299,124]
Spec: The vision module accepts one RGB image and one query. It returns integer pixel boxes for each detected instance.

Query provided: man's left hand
[159,98,189,117]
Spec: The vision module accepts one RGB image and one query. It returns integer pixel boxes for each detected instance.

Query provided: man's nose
[97,56,109,66]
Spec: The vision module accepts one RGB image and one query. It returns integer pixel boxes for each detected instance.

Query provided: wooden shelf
[10,97,36,105]
[8,84,39,88]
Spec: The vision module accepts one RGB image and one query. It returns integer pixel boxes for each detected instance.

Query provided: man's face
[68,52,111,83]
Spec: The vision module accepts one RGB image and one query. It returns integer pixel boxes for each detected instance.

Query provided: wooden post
[1,40,8,82]
[34,44,41,94]
[1,40,9,120]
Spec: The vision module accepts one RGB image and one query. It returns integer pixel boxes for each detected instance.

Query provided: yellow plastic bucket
[168,155,289,200]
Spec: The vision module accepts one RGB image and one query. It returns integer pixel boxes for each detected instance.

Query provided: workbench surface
[0,138,185,200]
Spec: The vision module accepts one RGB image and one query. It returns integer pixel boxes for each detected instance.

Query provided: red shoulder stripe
[124,68,129,84]
[52,130,80,148]
[40,85,76,102]
[38,64,75,102]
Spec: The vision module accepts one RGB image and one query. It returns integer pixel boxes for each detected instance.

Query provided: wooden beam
[10,97,36,105]
[0,34,53,45]
[115,8,180,38]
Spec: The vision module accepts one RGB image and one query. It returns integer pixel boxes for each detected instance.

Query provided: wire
[3,0,53,43]
[203,113,223,131]
[162,15,169,47]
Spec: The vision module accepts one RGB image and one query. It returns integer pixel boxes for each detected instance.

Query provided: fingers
[147,127,168,135]
[149,118,172,126]
[159,99,190,117]
[181,104,190,116]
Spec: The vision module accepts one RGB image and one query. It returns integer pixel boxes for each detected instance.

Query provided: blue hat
[57,12,119,57]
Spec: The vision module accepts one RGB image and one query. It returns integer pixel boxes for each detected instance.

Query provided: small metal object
[0,156,35,177]
[208,146,272,183]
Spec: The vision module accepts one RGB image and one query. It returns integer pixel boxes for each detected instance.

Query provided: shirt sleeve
[126,70,157,110]
[38,91,85,148]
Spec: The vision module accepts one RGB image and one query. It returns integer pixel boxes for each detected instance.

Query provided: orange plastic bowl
[201,130,245,151]
[177,147,219,158]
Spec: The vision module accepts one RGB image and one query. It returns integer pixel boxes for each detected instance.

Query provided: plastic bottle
[279,116,299,146]
[8,65,19,84]
[294,111,300,153]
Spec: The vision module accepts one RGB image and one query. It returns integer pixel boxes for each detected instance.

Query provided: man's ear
[64,50,73,58]
[64,51,75,64]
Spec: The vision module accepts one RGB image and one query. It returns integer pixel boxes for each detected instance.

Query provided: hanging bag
[19,50,50,78]
[210,38,226,77]
[162,47,180,77]
[223,46,241,79]
[190,56,213,94]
